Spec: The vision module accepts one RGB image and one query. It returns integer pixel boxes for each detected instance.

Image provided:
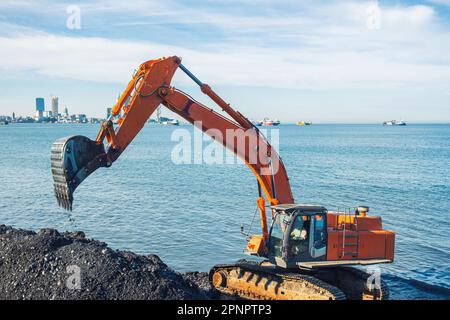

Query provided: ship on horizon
[148,106,180,125]
[383,120,406,126]
[160,118,179,126]
[256,117,280,126]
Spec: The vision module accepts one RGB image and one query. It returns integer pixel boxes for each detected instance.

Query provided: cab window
[288,215,310,257]
[268,214,285,259]
[312,214,326,249]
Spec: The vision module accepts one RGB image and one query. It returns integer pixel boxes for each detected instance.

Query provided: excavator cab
[268,204,328,269]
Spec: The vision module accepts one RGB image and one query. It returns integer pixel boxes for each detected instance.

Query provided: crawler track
[210,260,389,300]
[210,261,346,300]
[315,266,389,300]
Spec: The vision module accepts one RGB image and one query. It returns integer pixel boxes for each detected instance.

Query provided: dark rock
[182,272,220,299]
[0,225,213,300]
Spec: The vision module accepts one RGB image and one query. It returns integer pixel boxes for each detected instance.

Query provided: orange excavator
[51,56,395,300]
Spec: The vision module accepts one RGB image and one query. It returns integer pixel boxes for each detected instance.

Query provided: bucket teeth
[52,174,73,211]
[54,185,73,211]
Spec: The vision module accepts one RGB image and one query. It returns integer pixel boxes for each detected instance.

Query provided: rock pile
[0,225,215,300]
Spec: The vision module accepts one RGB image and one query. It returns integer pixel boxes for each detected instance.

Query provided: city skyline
[0,1,450,123]
[1,94,166,124]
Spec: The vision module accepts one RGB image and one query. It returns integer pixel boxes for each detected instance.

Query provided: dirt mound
[0,225,214,300]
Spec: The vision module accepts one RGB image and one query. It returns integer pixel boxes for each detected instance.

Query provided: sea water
[0,123,449,299]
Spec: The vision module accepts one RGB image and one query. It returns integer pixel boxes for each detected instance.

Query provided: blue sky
[0,0,449,123]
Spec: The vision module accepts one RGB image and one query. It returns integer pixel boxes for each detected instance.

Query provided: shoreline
[1,224,449,300]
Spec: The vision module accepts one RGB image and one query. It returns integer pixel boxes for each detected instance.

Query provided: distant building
[51,96,59,116]
[35,98,45,111]
[107,107,112,119]
[36,97,45,118]
[64,106,69,116]
[75,114,87,123]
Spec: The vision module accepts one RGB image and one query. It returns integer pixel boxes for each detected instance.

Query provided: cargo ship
[257,117,280,126]
[383,120,406,126]
[297,121,312,126]
[161,119,179,126]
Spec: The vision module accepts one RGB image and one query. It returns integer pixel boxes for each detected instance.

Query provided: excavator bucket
[50,136,108,210]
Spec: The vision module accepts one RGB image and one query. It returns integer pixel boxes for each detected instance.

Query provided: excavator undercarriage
[210,261,389,300]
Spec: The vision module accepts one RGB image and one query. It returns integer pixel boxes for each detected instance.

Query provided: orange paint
[90,56,394,267]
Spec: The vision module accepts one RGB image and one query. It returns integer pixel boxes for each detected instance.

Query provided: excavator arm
[51,56,294,242]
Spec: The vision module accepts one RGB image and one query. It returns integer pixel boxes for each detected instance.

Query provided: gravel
[0,225,215,300]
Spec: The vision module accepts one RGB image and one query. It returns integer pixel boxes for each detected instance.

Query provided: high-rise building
[107,107,112,119]
[51,96,59,116]
[64,106,69,116]
[35,97,45,118]
[36,98,45,110]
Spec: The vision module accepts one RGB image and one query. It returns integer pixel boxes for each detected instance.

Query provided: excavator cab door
[267,212,288,265]
[308,213,327,259]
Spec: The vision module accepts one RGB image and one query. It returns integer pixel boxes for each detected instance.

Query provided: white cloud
[1,31,450,92]
[383,5,436,28]
[0,1,449,91]
[0,0,36,7]
[427,0,450,6]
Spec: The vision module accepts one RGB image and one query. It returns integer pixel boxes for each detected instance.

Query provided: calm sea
[0,123,449,299]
